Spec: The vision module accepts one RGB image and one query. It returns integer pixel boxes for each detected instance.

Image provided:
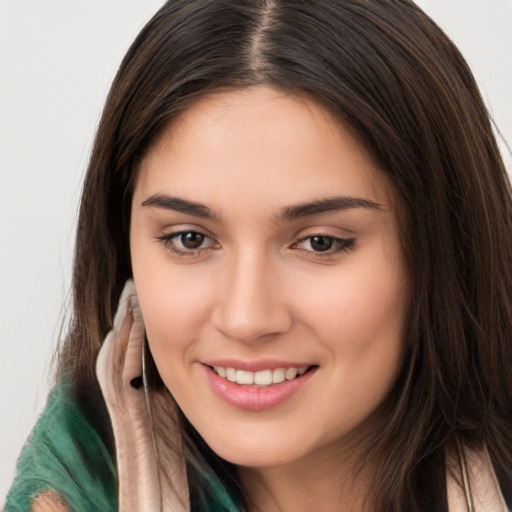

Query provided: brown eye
[294,234,355,256]
[309,236,334,252]
[156,229,217,257]
[180,232,205,249]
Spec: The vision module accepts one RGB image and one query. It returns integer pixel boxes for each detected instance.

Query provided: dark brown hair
[58,0,512,510]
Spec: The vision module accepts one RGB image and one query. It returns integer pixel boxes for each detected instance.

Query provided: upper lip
[202,359,316,372]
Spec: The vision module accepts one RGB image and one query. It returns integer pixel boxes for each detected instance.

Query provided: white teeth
[254,369,273,386]
[212,365,310,386]
[272,368,286,383]
[285,368,298,380]
[214,366,226,378]
[236,370,254,385]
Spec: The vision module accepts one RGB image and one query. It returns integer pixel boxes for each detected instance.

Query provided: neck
[238,442,372,512]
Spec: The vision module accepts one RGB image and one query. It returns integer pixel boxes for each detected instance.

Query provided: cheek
[131,257,216,364]
[305,265,408,433]
[299,261,408,346]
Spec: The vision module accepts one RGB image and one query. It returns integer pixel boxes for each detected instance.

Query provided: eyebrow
[141,193,382,223]
[141,194,222,222]
[276,196,382,222]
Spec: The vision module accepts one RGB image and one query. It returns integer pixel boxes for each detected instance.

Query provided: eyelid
[154,226,355,259]
[155,228,219,257]
[292,233,356,256]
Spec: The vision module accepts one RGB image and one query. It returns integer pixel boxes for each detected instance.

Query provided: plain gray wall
[1,0,511,504]
[0,0,167,503]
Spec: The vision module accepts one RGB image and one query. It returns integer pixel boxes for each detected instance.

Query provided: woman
[4,0,512,511]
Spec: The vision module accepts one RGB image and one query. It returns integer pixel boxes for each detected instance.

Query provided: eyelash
[155,231,355,258]
[155,230,215,258]
[293,234,355,256]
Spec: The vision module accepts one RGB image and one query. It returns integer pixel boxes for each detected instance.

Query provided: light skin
[130,87,410,511]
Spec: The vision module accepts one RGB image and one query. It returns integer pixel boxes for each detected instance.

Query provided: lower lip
[203,365,317,411]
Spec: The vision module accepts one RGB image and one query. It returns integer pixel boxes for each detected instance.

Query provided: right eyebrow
[275,196,383,223]
[141,194,222,222]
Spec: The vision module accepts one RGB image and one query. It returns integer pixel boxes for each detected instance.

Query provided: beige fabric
[96,280,189,512]
[446,442,508,511]
[31,491,69,512]
[98,281,508,512]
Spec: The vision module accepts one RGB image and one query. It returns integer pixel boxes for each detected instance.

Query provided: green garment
[2,381,241,512]
[4,379,511,511]
[3,381,117,512]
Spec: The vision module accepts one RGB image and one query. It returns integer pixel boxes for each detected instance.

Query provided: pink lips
[203,363,317,411]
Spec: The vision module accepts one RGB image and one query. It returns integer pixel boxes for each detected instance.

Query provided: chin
[213,447,292,469]
[196,428,309,469]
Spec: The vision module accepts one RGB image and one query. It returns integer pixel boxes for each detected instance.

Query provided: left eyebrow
[276,196,382,222]
[141,194,222,222]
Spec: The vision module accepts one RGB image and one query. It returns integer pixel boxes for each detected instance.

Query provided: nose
[211,250,292,343]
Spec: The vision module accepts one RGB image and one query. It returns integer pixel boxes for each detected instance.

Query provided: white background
[1,0,511,504]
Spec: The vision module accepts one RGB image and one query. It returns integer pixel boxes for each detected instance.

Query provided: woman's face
[130,87,409,469]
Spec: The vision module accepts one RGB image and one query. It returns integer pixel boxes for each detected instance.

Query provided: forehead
[135,87,395,210]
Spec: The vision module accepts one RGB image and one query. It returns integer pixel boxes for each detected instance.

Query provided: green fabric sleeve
[3,380,117,512]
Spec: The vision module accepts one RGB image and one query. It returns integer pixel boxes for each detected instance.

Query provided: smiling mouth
[208,365,316,387]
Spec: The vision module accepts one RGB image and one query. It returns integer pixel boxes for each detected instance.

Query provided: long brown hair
[59,0,512,510]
